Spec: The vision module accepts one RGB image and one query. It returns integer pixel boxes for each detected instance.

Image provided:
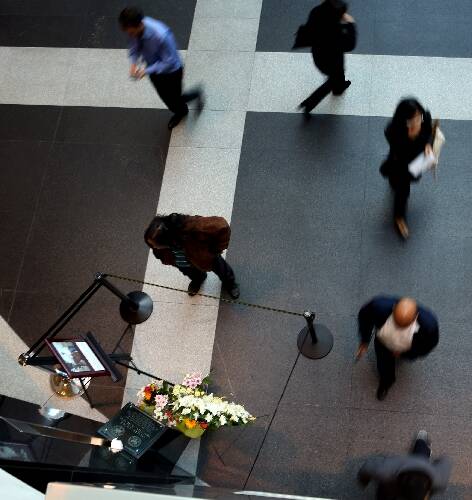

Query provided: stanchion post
[297,310,334,360]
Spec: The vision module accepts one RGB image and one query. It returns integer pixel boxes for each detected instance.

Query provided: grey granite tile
[0,104,60,141]
[15,142,164,295]
[0,140,50,289]
[245,404,351,499]
[0,15,84,47]
[55,107,172,147]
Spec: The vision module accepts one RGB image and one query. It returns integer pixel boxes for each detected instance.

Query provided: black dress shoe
[168,111,188,130]
[188,279,204,296]
[226,283,240,300]
[376,385,389,401]
[196,91,205,115]
[298,102,311,120]
[332,80,351,96]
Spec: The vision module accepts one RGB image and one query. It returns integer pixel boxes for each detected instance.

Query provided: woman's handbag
[431,119,446,179]
[293,24,312,49]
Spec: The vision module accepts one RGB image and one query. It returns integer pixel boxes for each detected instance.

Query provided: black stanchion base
[297,323,334,359]
[120,291,153,324]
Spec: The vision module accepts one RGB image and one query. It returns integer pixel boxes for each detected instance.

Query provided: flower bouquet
[136,373,255,438]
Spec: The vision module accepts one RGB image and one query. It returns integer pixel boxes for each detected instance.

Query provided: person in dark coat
[356,296,439,400]
[380,98,433,239]
[299,0,356,116]
[144,213,239,298]
[358,430,452,500]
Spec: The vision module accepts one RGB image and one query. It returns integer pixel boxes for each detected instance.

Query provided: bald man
[356,296,439,400]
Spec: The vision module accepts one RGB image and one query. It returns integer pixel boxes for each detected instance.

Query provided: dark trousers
[301,64,348,112]
[149,68,200,116]
[177,256,236,288]
[374,337,397,390]
[389,176,411,219]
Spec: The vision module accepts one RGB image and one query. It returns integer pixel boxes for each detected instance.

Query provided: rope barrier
[105,273,305,318]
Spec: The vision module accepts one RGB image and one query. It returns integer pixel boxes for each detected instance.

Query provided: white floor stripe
[248,53,472,119]
[2,48,471,121]
[121,0,261,478]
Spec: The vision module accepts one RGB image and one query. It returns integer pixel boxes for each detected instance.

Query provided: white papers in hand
[408,152,437,178]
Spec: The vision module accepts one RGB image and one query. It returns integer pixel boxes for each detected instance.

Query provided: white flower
[181,408,191,415]
[219,415,227,426]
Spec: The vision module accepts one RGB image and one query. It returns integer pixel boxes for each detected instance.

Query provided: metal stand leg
[297,311,333,359]
[79,378,94,409]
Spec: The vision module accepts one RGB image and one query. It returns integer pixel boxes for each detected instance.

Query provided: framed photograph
[46,338,110,378]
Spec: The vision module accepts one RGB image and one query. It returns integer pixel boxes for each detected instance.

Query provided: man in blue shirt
[119,7,203,129]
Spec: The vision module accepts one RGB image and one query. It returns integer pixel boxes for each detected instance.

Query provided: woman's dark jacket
[358,296,439,360]
[381,112,433,182]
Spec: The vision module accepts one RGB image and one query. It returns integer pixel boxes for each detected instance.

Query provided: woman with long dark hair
[380,98,433,239]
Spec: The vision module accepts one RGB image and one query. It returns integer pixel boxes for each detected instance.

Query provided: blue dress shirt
[128,17,182,75]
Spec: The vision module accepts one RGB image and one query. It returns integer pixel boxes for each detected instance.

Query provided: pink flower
[154,394,169,409]
[182,373,203,389]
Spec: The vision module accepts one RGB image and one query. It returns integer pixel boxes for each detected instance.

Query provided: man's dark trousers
[149,68,199,116]
[302,68,347,112]
[176,256,236,288]
[374,337,397,390]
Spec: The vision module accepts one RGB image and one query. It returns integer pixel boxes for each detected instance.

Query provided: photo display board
[46,338,110,378]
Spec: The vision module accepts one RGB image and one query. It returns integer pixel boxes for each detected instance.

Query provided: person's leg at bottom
[390,178,410,238]
[211,256,239,299]
[300,79,333,113]
[374,337,396,400]
[176,265,207,296]
[330,69,351,95]
[411,432,432,459]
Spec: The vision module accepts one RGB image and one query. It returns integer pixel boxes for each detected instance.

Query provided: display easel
[18,273,158,409]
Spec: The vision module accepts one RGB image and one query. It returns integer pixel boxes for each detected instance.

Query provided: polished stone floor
[1,0,471,498]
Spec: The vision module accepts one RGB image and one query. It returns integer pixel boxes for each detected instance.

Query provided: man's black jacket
[358,296,439,359]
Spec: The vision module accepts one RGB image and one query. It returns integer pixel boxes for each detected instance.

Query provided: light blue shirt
[128,17,182,75]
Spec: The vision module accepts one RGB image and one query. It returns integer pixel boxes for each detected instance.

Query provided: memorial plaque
[98,403,166,458]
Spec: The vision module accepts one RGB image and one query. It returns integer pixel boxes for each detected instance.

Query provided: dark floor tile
[80,15,127,49]
[281,314,357,409]
[198,417,273,490]
[0,289,14,319]
[0,141,51,289]
[257,0,375,53]
[0,0,89,16]
[236,146,367,233]
[375,0,472,21]
[359,230,472,324]
[243,111,370,153]
[245,405,351,499]
[350,336,472,417]
[0,15,84,47]
[228,216,362,318]
[211,305,301,416]
[86,0,196,49]
[0,105,61,141]
[372,19,472,58]
[84,384,126,419]
[15,142,164,295]
[55,107,171,148]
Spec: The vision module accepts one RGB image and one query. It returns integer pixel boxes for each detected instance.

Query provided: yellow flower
[184,419,197,429]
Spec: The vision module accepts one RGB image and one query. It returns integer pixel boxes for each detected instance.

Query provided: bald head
[393,298,418,328]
